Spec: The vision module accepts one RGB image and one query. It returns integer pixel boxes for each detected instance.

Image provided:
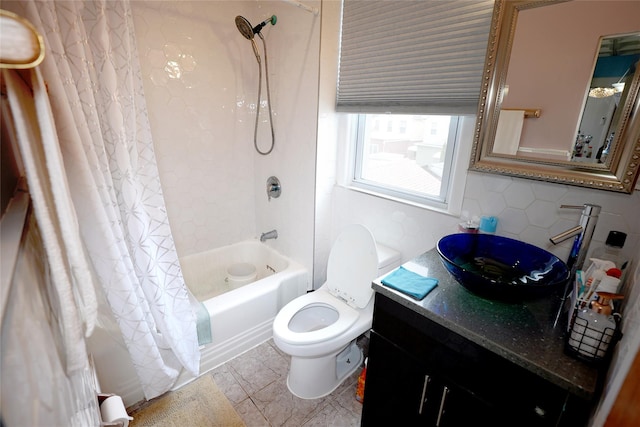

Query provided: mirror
[470,0,640,193]
[574,33,639,165]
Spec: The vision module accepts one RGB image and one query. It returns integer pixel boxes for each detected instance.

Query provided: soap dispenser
[568,292,622,360]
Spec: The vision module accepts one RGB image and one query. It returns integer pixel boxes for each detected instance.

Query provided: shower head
[235,15,277,40]
[235,15,254,40]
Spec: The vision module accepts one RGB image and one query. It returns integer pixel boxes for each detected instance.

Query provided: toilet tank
[376,243,401,276]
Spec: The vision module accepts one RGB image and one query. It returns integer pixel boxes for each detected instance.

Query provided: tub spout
[260,229,278,242]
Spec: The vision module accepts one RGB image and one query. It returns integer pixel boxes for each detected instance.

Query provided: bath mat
[128,375,245,427]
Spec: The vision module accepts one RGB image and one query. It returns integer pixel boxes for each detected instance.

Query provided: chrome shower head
[235,15,254,40]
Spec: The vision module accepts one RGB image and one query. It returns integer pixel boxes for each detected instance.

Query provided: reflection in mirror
[470,0,640,194]
[573,33,640,165]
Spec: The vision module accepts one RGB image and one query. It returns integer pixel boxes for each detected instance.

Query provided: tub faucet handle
[267,176,281,201]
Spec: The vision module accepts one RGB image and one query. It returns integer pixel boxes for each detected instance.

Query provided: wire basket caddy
[565,300,622,364]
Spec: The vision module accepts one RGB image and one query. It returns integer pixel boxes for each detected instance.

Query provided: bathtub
[173,240,308,388]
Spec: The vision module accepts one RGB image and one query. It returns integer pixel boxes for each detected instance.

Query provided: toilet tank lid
[377,243,401,270]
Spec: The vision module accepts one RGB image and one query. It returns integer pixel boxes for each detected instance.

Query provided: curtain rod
[281,0,319,16]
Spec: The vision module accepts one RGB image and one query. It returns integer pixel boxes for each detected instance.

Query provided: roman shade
[337,0,495,114]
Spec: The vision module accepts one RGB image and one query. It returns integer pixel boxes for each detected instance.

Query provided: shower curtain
[11,0,200,399]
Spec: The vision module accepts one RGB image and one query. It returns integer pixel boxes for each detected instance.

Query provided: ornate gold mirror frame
[470,0,640,193]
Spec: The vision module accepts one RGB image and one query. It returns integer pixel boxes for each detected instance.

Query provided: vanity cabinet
[364,330,492,426]
[361,293,593,427]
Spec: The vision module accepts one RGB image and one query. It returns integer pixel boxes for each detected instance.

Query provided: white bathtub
[174,240,308,388]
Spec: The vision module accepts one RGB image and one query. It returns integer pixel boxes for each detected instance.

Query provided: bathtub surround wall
[131,1,320,277]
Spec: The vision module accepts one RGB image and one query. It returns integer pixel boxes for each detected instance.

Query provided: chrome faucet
[260,229,278,242]
[549,204,601,273]
[549,203,601,327]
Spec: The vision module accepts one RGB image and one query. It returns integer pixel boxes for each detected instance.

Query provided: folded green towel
[381,266,438,300]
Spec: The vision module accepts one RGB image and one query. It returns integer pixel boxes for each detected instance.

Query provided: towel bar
[502,108,541,118]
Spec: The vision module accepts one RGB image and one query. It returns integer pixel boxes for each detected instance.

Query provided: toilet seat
[273,290,359,346]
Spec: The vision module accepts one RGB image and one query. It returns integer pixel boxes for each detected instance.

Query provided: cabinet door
[361,331,433,425]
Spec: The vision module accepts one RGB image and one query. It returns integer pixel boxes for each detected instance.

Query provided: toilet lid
[327,224,378,308]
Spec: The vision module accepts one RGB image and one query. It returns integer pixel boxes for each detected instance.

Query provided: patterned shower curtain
[11,0,200,399]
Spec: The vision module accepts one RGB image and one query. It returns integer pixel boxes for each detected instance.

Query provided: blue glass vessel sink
[437,234,569,301]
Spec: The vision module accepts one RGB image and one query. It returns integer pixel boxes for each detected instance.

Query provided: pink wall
[503,0,640,152]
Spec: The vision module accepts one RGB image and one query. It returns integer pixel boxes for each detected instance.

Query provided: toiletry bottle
[479,216,498,234]
[590,292,624,316]
[596,268,621,294]
[592,231,628,291]
[458,213,479,234]
[573,135,584,157]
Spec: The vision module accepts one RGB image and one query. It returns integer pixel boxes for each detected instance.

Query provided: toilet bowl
[273,224,401,399]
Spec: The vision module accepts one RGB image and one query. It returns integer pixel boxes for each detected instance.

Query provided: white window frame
[345,114,474,216]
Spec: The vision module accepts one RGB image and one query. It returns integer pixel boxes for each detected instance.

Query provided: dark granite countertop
[371,248,601,400]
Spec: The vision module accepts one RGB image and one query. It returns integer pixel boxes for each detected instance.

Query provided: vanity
[361,249,603,427]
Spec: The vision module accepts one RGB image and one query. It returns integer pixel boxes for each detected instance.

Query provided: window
[352,114,460,208]
[337,0,494,211]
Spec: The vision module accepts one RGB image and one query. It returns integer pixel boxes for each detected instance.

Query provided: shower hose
[254,33,275,155]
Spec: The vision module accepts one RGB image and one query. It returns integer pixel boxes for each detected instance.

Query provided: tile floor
[211,339,365,427]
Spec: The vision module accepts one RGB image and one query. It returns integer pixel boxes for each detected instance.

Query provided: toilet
[272,224,401,399]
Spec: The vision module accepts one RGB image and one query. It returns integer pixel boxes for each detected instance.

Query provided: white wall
[132,1,319,278]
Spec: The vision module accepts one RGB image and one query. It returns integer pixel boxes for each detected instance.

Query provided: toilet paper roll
[100,395,133,427]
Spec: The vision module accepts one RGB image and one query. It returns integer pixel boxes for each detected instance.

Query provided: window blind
[337,0,495,114]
